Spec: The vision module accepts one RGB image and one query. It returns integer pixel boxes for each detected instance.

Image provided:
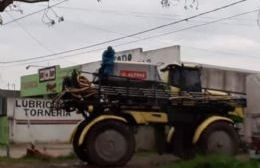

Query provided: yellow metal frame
[229,107,244,118]
[166,127,175,143]
[88,105,94,113]
[192,116,233,144]
[78,115,127,145]
[161,70,169,83]
[71,111,167,145]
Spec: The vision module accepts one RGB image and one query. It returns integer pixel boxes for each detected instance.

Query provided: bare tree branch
[161,0,199,9]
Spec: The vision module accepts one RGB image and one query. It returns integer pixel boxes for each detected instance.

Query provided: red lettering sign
[120,70,147,80]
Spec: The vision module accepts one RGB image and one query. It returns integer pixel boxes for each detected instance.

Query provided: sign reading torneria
[15,99,82,125]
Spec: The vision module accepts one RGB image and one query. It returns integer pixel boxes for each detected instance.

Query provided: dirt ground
[0,143,178,168]
[0,153,178,168]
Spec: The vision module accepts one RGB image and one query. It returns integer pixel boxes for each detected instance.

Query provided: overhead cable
[0,0,250,64]
[3,8,259,67]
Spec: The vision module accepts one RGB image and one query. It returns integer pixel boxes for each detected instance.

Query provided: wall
[183,61,257,94]
[7,98,83,143]
[201,66,250,94]
[244,74,260,143]
[21,65,80,97]
[143,45,180,66]
[116,45,181,65]
[7,97,156,150]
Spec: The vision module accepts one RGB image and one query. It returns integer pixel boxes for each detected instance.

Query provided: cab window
[169,67,201,92]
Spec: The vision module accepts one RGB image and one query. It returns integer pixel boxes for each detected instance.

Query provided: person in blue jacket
[100,46,115,76]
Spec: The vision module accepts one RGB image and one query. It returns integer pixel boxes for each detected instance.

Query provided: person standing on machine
[100,46,115,76]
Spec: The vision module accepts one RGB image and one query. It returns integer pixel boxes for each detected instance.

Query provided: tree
[1,0,200,12]
[160,0,199,9]
[0,0,13,12]
[0,0,48,12]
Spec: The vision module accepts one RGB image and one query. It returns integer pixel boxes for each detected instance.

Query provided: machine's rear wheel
[199,121,239,155]
[85,120,135,167]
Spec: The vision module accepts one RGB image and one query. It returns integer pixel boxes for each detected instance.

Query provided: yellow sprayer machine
[53,61,246,167]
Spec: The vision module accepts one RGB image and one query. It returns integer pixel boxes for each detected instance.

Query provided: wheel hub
[207,130,233,154]
[95,129,127,162]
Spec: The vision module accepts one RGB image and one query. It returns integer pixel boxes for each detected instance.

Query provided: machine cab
[161,64,202,92]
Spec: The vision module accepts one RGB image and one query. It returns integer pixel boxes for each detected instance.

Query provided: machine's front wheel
[72,120,91,162]
[199,121,239,155]
[85,120,135,167]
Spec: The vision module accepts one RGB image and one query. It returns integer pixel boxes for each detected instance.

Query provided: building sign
[21,65,80,97]
[15,98,82,125]
[116,54,132,61]
[115,48,142,62]
[120,70,147,80]
[39,66,56,82]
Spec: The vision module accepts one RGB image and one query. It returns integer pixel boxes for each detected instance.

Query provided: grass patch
[0,156,46,164]
[54,152,77,161]
[159,154,260,168]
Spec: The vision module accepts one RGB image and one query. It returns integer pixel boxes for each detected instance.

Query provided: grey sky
[0,0,260,89]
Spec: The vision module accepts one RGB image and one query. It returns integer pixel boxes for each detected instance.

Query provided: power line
[2,0,68,25]
[59,5,257,27]
[69,19,132,37]
[0,0,250,64]
[127,9,259,44]
[57,5,257,27]
[2,47,104,67]
[55,5,182,20]
[3,8,259,67]
[5,11,53,54]
[12,9,259,63]
[56,5,257,22]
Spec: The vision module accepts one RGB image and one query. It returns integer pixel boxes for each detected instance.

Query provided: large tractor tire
[72,120,91,163]
[199,121,239,155]
[85,120,135,167]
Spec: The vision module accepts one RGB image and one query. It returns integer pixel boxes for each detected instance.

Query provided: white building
[8,45,182,145]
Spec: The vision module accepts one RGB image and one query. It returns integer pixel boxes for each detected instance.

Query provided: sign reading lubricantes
[120,70,147,80]
[15,99,82,125]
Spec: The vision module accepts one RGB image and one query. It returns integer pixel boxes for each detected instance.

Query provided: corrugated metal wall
[244,74,260,143]
[201,67,249,94]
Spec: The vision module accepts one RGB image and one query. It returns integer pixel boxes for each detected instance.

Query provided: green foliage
[0,117,9,146]
[159,154,260,168]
